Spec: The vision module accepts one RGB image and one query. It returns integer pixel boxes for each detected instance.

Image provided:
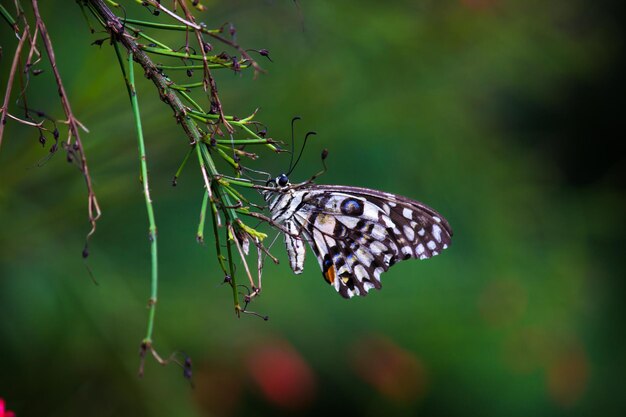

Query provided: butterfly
[261,173,453,298]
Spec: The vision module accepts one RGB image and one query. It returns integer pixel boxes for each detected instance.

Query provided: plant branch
[31,0,102,250]
[89,0,205,147]
[142,0,200,30]
[0,27,28,149]
[114,41,160,347]
[0,3,19,33]
[87,0,274,318]
[176,0,232,133]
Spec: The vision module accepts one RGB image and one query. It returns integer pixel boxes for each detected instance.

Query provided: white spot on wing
[402,208,413,220]
[433,216,441,223]
[416,244,425,255]
[374,267,384,280]
[432,224,442,243]
[370,241,386,256]
[382,215,394,228]
[337,216,359,229]
[403,225,415,241]
[355,247,374,267]
[354,264,368,280]
[427,240,436,250]
[315,214,336,235]
[418,228,425,236]
[371,224,387,241]
[312,229,328,258]
[363,203,379,220]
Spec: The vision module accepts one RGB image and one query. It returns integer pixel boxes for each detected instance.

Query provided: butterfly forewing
[265,184,452,298]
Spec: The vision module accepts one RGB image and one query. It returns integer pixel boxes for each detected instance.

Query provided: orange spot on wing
[324,265,336,285]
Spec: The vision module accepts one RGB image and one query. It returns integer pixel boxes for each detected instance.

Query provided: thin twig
[143,0,200,30]
[228,222,256,292]
[31,0,102,249]
[256,237,263,291]
[0,27,28,149]
[206,31,264,76]
[24,24,41,70]
[176,0,233,133]
[5,112,45,127]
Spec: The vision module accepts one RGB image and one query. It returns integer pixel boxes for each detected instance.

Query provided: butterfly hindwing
[271,186,452,298]
[283,219,306,274]
[291,208,378,298]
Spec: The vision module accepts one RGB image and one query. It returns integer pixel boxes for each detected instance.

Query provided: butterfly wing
[284,185,452,298]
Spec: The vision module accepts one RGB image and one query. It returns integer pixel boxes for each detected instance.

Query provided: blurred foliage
[1,0,625,416]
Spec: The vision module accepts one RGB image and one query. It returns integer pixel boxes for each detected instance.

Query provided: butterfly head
[262,173,291,201]
[267,173,291,189]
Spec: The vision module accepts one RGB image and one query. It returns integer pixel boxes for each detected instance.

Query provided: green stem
[0,3,17,30]
[208,196,227,274]
[217,177,256,189]
[195,142,241,310]
[157,63,250,71]
[213,138,274,145]
[197,190,209,243]
[139,45,231,64]
[215,146,240,171]
[170,81,205,90]
[126,23,172,50]
[173,145,193,186]
[187,110,279,152]
[221,182,248,204]
[225,225,241,313]
[177,90,203,112]
[198,142,239,220]
[187,109,231,121]
[122,17,221,34]
[116,44,159,345]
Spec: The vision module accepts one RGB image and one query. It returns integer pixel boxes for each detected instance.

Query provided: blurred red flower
[547,347,589,407]
[247,340,316,410]
[0,398,15,417]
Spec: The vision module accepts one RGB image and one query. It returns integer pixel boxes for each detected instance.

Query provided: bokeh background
[1,0,625,416]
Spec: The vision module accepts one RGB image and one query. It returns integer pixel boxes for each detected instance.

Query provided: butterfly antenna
[287,131,316,176]
[309,148,328,182]
[287,116,301,173]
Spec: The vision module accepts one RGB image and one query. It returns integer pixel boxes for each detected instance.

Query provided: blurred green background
[1,0,624,416]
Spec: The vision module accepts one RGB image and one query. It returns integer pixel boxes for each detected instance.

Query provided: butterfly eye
[277,174,289,187]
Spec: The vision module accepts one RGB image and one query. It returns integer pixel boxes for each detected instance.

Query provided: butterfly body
[263,177,453,298]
